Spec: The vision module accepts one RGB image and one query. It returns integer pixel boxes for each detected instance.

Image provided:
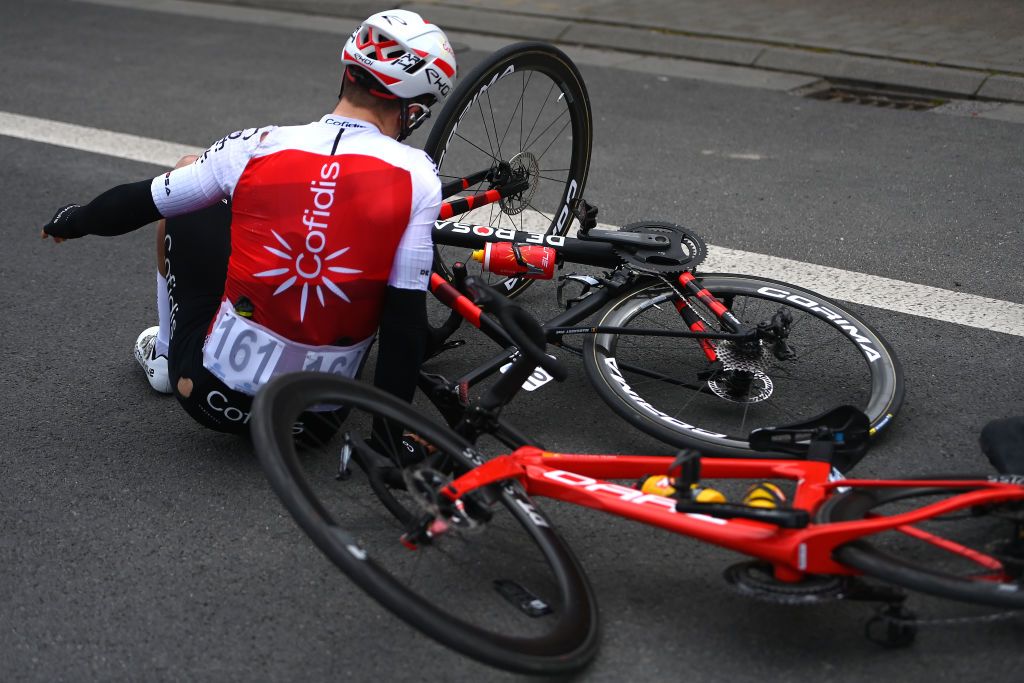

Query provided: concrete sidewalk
[202,0,1024,102]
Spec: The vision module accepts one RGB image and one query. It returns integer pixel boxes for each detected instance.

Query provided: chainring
[724,561,850,605]
[613,221,708,274]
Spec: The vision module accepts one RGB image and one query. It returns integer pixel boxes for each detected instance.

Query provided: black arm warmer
[372,286,428,403]
[65,179,163,237]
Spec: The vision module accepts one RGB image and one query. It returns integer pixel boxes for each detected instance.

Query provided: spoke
[786,340,854,364]
[451,131,499,164]
[524,108,570,158]
[523,80,558,154]
[483,87,504,162]
[498,69,533,153]
[535,173,572,184]
[523,200,555,225]
[520,72,526,151]
[739,398,752,434]
[532,116,572,166]
[494,204,509,231]
[476,96,497,161]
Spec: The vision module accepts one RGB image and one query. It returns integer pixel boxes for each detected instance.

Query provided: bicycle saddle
[749,405,871,471]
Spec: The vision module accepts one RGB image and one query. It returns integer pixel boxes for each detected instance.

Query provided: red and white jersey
[151,114,440,348]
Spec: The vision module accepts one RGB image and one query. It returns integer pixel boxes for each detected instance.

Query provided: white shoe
[134,326,173,394]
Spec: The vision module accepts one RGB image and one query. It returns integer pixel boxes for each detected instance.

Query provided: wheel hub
[500,152,539,216]
[402,467,487,535]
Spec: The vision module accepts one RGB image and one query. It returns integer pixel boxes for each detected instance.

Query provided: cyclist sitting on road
[40,9,456,435]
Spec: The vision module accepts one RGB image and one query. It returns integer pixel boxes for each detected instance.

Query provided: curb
[400,1,1024,103]
[114,0,1024,104]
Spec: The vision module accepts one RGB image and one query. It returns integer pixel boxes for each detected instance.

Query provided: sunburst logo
[253,229,362,321]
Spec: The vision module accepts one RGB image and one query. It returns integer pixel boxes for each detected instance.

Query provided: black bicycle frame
[422,218,781,441]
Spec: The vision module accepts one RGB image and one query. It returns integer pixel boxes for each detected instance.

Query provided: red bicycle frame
[441,447,1024,583]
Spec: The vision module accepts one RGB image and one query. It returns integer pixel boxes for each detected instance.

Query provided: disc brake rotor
[613,222,708,273]
[500,152,539,216]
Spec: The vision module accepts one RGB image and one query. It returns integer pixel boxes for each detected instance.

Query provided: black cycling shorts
[163,202,349,440]
[163,201,253,433]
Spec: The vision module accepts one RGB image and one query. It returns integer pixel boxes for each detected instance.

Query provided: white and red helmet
[341,9,457,106]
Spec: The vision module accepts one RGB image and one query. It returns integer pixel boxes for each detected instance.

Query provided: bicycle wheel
[582,275,904,460]
[819,481,1024,608]
[250,372,599,675]
[425,41,592,298]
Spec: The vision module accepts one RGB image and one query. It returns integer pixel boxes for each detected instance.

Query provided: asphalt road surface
[3,1,1023,680]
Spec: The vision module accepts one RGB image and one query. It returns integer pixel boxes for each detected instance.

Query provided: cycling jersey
[151,115,440,345]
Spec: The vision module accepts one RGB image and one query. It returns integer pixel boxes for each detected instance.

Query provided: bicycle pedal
[865,604,917,648]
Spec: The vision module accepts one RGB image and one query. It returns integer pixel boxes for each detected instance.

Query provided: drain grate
[800,83,945,111]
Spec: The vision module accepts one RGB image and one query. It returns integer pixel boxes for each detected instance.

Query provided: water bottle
[470,242,557,280]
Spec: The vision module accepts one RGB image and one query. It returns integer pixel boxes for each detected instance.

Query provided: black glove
[42,203,84,239]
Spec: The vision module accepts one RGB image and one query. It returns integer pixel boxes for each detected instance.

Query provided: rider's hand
[41,204,84,243]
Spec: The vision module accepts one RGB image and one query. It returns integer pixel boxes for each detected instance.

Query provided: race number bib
[203,301,370,394]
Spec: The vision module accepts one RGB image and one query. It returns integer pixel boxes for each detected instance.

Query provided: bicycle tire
[425,41,592,298]
[582,274,904,460]
[251,372,599,674]
[819,480,1024,608]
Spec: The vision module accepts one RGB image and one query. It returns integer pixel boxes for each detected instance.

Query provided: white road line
[700,247,1024,338]
[0,112,198,168]
[4,110,1023,337]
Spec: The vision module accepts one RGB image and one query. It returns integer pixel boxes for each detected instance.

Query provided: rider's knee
[176,376,194,398]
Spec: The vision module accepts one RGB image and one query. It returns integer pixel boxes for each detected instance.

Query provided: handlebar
[462,277,569,382]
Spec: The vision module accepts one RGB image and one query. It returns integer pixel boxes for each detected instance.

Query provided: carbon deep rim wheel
[425,41,592,298]
[582,275,904,459]
[818,480,1024,608]
[251,372,600,674]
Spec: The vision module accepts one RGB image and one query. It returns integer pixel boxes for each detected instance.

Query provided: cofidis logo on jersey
[253,161,362,321]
